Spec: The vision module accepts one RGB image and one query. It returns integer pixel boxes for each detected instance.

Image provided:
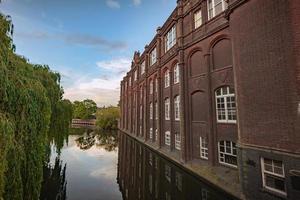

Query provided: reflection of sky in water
[51,134,122,200]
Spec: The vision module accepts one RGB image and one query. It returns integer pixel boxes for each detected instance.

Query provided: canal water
[40,128,235,200]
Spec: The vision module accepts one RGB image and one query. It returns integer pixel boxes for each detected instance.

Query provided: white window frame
[141,61,145,75]
[149,127,153,140]
[200,137,208,160]
[149,79,153,94]
[194,9,202,29]
[164,69,170,88]
[261,158,286,196]
[165,98,170,120]
[165,25,176,52]
[215,86,236,123]
[207,0,228,20]
[150,47,157,66]
[174,95,180,121]
[155,101,158,120]
[165,131,171,146]
[174,63,179,84]
[218,141,237,168]
[175,133,181,150]
[150,102,153,119]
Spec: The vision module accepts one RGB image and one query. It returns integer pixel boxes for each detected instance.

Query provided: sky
[0,0,176,106]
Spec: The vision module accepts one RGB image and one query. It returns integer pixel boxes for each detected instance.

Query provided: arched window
[174,63,179,84]
[164,69,170,88]
[218,140,237,167]
[164,98,170,120]
[215,86,236,123]
[174,95,180,121]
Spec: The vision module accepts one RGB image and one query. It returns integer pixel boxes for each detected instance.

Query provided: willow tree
[0,12,73,200]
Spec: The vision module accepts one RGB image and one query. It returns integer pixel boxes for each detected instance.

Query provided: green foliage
[73,99,97,119]
[0,12,73,200]
[48,99,73,154]
[96,106,120,130]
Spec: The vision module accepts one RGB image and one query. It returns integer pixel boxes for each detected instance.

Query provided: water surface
[41,128,122,200]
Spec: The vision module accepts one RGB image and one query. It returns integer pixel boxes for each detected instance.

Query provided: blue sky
[0,0,176,106]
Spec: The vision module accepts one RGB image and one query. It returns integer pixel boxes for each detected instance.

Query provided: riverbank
[120,129,244,200]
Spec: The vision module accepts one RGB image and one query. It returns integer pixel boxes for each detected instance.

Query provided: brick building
[119,0,300,199]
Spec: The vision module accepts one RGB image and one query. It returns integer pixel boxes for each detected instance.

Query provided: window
[201,188,209,200]
[139,125,142,135]
[175,133,181,150]
[155,101,158,120]
[149,128,153,139]
[175,172,182,191]
[165,98,170,120]
[149,79,153,94]
[141,61,145,75]
[165,164,171,182]
[200,137,208,160]
[150,47,157,66]
[150,102,153,119]
[155,129,158,141]
[218,141,237,167]
[207,0,228,20]
[174,95,180,121]
[134,70,138,81]
[194,9,202,29]
[164,69,170,88]
[165,25,176,52]
[261,158,286,195]
[174,63,179,84]
[165,131,170,146]
[215,86,236,123]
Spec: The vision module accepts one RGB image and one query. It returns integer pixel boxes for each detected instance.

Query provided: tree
[96,106,120,130]
[73,99,97,119]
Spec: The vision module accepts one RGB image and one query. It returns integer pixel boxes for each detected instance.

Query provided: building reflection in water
[118,132,237,200]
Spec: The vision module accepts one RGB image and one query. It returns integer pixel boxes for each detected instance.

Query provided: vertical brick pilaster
[177,0,188,163]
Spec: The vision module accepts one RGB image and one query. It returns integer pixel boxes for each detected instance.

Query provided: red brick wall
[230,0,300,153]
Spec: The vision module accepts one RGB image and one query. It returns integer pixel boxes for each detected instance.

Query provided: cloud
[96,58,131,75]
[106,0,120,9]
[15,31,128,51]
[63,58,131,107]
[133,0,141,6]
